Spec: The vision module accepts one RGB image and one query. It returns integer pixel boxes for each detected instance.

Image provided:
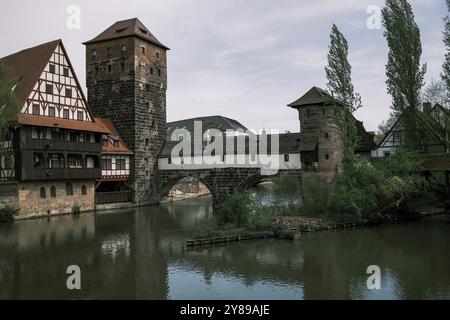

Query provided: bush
[301,177,330,216]
[0,206,18,224]
[215,192,255,226]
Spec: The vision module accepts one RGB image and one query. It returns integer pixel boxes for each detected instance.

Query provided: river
[0,186,450,300]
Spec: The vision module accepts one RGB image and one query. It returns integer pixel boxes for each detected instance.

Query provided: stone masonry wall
[86,37,167,206]
[16,180,95,219]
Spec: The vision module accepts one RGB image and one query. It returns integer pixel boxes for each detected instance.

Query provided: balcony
[22,139,101,153]
[95,191,131,204]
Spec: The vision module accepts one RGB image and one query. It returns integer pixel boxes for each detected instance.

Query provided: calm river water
[1,187,450,300]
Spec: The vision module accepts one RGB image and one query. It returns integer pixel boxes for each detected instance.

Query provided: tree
[0,60,20,134]
[382,0,427,151]
[422,79,448,107]
[325,24,362,165]
[442,0,450,94]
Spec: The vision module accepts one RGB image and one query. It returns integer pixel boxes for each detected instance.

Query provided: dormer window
[102,139,108,147]
[113,139,119,148]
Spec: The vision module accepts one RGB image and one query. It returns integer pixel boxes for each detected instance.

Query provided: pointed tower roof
[287,86,332,108]
[1,39,60,103]
[83,18,169,50]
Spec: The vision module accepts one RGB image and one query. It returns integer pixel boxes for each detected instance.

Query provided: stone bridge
[154,168,302,206]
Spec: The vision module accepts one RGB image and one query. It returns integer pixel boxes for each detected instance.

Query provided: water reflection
[0,190,450,300]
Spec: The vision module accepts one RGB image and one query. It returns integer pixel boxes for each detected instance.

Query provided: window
[102,139,108,147]
[325,132,329,139]
[112,139,119,148]
[108,65,112,73]
[150,68,153,75]
[145,138,149,146]
[46,84,53,94]
[116,158,126,170]
[95,66,99,73]
[33,153,45,168]
[63,67,69,77]
[68,154,83,168]
[121,45,127,52]
[92,49,97,58]
[393,131,401,145]
[31,127,44,139]
[49,64,55,74]
[77,111,84,121]
[284,154,290,162]
[121,63,125,72]
[48,153,65,169]
[102,157,112,170]
[48,106,56,117]
[66,182,73,196]
[325,154,330,160]
[155,52,159,59]
[141,46,145,54]
[40,187,46,199]
[65,88,72,98]
[32,104,40,115]
[50,186,56,197]
[63,109,70,119]
[81,185,87,195]
[107,47,112,56]
[158,69,161,77]
[384,151,391,157]
[51,128,64,141]
[86,156,96,168]
[69,131,83,142]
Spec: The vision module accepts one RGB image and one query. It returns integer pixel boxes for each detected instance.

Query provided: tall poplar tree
[382,0,427,151]
[441,0,450,97]
[325,24,362,165]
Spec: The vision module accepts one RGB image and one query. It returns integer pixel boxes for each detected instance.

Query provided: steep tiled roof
[1,40,60,103]
[95,118,133,155]
[287,86,333,108]
[83,18,169,50]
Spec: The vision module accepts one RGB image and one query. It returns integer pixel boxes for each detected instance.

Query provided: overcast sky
[0,0,447,132]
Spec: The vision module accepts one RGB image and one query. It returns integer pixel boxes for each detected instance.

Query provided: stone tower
[84,18,169,204]
[288,87,343,185]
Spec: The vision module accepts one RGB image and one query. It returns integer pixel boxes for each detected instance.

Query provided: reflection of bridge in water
[1,197,450,299]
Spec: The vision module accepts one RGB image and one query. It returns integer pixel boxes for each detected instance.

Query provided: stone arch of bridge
[157,172,215,203]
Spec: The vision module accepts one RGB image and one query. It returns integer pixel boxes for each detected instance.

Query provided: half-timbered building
[0,39,110,218]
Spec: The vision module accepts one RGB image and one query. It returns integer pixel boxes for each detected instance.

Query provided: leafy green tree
[382,0,427,151]
[0,60,20,135]
[325,24,362,165]
[442,0,450,94]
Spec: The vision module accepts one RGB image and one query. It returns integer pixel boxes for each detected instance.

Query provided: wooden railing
[23,168,101,181]
[95,191,131,204]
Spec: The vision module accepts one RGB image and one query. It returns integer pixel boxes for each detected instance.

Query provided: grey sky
[0,0,447,132]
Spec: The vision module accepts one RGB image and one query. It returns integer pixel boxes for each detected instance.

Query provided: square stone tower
[288,87,343,185]
[84,18,169,205]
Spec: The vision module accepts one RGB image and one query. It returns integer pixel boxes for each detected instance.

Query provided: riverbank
[188,205,447,248]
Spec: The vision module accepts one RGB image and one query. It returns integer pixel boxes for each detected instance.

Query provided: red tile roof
[18,114,110,134]
[95,117,133,155]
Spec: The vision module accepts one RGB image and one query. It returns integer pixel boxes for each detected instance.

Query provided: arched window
[50,186,56,197]
[66,182,73,196]
[81,185,87,196]
[40,187,46,199]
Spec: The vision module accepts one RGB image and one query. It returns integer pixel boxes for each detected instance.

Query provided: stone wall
[86,38,167,206]
[16,180,95,219]
[0,181,19,210]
